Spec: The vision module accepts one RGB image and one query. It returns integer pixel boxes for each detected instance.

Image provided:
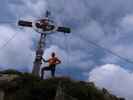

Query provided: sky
[0,0,133,99]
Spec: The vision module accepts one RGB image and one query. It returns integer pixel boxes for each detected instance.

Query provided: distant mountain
[0,69,125,100]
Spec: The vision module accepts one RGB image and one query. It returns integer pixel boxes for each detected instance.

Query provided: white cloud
[78,20,105,42]
[0,25,34,71]
[89,64,133,100]
[9,0,47,19]
[120,14,133,32]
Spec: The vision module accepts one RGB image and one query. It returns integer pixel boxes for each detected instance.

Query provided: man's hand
[56,58,61,64]
[42,58,48,62]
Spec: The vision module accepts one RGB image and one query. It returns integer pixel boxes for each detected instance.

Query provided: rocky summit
[0,69,125,100]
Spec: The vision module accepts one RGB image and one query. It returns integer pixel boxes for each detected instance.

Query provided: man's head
[51,52,55,57]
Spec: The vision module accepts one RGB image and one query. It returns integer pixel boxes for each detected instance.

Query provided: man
[41,52,61,79]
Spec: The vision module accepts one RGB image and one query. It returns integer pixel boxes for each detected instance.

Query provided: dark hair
[51,52,55,57]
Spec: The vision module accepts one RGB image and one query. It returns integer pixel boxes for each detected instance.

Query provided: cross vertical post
[32,33,46,76]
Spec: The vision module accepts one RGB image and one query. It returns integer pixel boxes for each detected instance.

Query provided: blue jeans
[41,64,56,79]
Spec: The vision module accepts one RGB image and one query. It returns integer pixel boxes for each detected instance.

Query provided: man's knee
[42,67,50,71]
[41,68,45,73]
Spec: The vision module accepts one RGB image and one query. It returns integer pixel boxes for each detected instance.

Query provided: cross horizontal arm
[18,20,32,27]
[57,27,71,33]
[18,20,71,33]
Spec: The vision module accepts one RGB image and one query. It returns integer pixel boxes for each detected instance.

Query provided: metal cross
[18,11,71,77]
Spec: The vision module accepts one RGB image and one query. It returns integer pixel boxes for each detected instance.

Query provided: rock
[0,90,4,100]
